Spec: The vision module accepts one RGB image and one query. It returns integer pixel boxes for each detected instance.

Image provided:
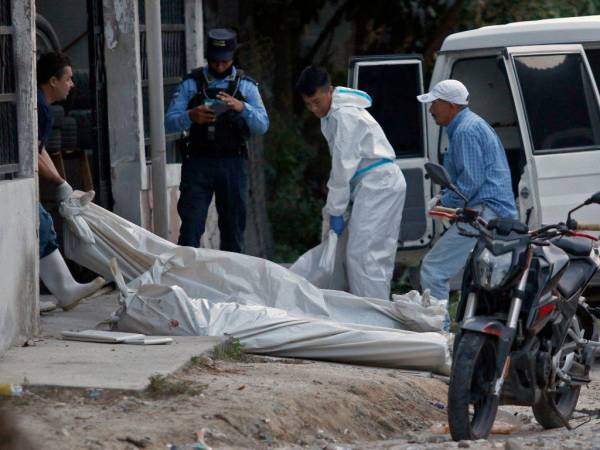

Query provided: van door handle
[520,187,530,199]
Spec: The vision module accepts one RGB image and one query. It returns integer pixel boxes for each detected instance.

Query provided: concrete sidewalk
[0,290,224,391]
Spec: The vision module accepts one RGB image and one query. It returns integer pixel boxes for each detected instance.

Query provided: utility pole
[144,0,169,238]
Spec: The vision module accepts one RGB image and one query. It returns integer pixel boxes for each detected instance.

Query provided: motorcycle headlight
[474,248,513,290]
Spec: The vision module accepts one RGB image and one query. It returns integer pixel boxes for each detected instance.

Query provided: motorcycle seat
[552,236,592,257]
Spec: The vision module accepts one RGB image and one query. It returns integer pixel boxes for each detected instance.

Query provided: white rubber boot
[39,250,107,310]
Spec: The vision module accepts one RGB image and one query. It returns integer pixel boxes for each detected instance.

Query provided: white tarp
[289,230,348,290]
[61,192,450,373]
[110,262,450,374]
[391,291,448,333]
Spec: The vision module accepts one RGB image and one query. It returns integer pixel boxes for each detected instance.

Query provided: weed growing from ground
[212,338,246,361]
[145,374,206,399]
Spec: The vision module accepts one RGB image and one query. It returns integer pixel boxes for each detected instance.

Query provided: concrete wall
[0,0,39,355]
[0,180,38,355]
[103,0,146,225]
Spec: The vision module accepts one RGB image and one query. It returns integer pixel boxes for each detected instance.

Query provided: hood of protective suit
[328,87,372,114]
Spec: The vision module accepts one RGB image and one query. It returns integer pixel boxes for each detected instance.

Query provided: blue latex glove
[329,215,345,236]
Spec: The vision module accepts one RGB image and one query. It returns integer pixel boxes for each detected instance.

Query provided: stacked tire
[68,70,94,151]
[61,116,77,149]
[46,105,64,153]
[68,109,94,150]
[71,70,92,110]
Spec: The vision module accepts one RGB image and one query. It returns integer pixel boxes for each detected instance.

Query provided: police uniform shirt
[165,66,269,136]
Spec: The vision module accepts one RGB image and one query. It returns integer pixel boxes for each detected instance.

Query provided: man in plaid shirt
[417,80,517,329]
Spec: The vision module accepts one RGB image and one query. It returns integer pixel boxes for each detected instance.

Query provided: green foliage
[256,0,600,262]
[264,112,328,262]
[448,290,460,321]
[145,374,206,398]
[463,0,600,27]
[212,337,246,361]
[390,268,414,296]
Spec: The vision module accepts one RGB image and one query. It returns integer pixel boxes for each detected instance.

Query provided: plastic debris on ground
[60,330,173,345]
[61,191,451,375]
[0,384,24,397]
[391,290,448,333]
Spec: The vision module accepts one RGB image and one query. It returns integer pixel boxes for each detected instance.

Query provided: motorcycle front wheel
[448,331,499,441]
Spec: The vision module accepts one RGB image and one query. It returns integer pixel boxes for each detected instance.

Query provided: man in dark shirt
[36,52,106,311]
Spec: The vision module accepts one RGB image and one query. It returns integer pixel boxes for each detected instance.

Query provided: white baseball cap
[417,79,469,105]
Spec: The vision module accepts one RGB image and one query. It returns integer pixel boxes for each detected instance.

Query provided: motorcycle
[424,162,600,441]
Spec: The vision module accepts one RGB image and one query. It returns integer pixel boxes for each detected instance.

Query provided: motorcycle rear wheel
[532,315,584,429]
[448,331,499,441]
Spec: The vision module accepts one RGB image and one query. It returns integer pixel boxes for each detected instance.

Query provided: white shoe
[39,250,107,311]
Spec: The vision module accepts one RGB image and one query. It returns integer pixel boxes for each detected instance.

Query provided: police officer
[165,28,269,252]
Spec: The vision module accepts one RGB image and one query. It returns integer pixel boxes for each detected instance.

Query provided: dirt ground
[1,354,449,450]
[5,352,600,450]
[4,289,600,450]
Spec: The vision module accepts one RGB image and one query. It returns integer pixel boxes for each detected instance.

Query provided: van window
[585,48,600,92]
[450,57,525,198]
[513,53,600,153]
[354,62,424,159]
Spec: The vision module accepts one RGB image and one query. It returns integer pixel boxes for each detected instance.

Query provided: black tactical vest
[185,67,254,158]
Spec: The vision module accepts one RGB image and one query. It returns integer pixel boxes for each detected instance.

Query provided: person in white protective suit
[296,66,406,300]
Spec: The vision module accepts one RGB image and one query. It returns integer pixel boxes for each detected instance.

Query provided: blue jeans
[39,204,59,258]
[177,156,248,252]
[420,206,497,301]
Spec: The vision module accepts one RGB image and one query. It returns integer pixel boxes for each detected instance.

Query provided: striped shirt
[440,108,517,219]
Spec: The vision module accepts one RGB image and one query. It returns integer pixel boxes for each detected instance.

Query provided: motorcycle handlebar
[431,206,459,215]
[429,206,487,229]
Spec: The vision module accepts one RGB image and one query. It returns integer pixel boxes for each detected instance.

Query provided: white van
[349,16,600,269]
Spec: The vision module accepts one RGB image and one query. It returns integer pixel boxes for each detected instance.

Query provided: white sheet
[61,192,450,374]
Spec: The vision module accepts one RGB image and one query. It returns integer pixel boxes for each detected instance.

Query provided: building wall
[0,179,38,354]
[0,0,37,355]
[103,0,146,226]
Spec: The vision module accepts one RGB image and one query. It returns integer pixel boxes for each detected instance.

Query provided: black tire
[448,331,499,441]
[71,71,92,110]
[532,316,584,429]
[46,128,62,153]
[60,117,78,149]
[50,105,64,128]
[36,14,60,56]
[68,109,94,149]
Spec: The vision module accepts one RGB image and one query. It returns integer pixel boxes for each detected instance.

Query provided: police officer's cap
[207,28,237,62]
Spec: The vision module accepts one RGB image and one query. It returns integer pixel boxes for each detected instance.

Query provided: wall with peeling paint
[0,0,38,355]
[102,0,146,226]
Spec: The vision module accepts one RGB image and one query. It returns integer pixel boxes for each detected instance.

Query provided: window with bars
[139,0,186,163]
[0,0,18,177]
